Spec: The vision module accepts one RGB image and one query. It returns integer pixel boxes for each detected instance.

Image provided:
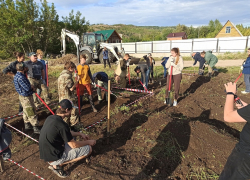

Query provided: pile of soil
[49,54,78,66]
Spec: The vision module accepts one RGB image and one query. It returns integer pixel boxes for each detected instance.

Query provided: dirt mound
[49,54,78,66]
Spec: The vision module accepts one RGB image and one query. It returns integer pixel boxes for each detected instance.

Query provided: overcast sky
[38,0,250,27]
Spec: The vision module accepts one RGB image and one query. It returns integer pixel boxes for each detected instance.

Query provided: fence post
[246,36,249,51]
[135,42,137,54]
[191,39,194,53]
[216,38,219,53]
[151,41,153,53]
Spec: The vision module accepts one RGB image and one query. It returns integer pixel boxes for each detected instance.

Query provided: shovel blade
[166,97,172,106]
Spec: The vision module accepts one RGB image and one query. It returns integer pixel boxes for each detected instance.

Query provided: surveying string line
[112,86,153,94]
[7,159,45,180]
[4,122,39,143]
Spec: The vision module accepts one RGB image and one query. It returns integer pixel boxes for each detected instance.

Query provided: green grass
[186,167,219,180]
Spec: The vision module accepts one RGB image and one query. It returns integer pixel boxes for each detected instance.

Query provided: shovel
[166,66,173,106]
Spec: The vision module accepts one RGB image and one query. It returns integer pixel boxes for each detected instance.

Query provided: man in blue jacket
[191,52,206,75]
[103,47,111,68]
[241,48,250,94]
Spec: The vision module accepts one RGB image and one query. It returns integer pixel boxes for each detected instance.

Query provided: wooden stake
[0,156,4,172]
[107,80,111,144]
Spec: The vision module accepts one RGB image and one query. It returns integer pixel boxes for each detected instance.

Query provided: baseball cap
[29,52,37,57]
[134,66,140,72]
[59,99,73,110]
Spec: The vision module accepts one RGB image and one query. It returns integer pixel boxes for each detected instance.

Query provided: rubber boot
[89,95,97,112]
[33,126,41,134]
[80,95,84,109]
[24,123,33,130]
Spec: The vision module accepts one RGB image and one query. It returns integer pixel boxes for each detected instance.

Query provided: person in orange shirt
[77,54,97,112]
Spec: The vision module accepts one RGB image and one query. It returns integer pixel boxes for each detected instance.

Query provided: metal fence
[109,36,250,54]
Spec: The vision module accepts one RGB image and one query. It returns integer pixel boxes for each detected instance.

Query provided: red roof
[167,32,187,38]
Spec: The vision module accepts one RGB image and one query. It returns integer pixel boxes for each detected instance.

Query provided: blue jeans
[162,64,167,78]
[143,67,151,88]
[244,74,250,92]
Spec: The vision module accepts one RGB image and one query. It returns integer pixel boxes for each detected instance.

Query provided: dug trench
[1,72,249,180]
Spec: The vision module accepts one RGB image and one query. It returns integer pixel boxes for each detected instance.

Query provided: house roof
[167,32,187,38]
[215,20,243,37]
[94,29,122,41]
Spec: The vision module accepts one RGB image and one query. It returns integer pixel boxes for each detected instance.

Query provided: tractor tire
[99,51,104,64]
[108,47,119,63]
[81,50,92,64]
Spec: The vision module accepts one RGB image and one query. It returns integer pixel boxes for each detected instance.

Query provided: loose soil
[0,70,248,180]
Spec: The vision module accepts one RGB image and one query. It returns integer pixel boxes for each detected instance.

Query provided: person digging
[115,53,130,88]
[92,72,109,104]
[191,52,206,75]
[77,54,97,112]
[200,51,218,77]
[58,61,80,131]
[39,99,96,178]
[134,64,149,90]
[13,62,40,134]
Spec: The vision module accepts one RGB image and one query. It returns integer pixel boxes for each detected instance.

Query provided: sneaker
[18,111,23,115]
[164,100,166,104]
[48,165,69,178]
[33,126,41,134]
[173,100,178,107]
[24,123,33,130]
[92,107,98,113]
[241,91,250,94]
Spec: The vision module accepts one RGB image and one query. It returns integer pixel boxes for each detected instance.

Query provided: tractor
[61,29,119,64]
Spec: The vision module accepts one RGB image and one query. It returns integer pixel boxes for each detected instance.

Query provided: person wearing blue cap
[25,52,51,107]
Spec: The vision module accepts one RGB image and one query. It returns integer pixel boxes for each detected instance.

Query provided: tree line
[92,20,250,43]
[0,0,88,59]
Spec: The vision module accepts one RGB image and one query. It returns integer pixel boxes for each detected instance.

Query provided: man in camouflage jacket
[58,61,79,129]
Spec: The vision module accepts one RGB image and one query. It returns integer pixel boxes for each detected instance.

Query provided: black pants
[219,146,250,180]
[19,101,23,113]
[103,59,111,68]
[199,61,205,70]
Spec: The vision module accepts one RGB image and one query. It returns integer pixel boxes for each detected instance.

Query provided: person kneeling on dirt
[25,52,51,107]
[200,51,218,77]
[165,48,184,106]
[58,61,80,130]
[115,53,130,88]
[134,64,149,90]
[241,48,250,94]
[14,62,40,134]
[93,72,108,104]
[220,82,250,180]
[39,99,96,178]
[191,52,205,75]
[77,54,97,112]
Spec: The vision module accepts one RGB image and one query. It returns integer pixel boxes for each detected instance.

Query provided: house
[215,20,243,38]
[94,29,122,43]
[167,32,188,40]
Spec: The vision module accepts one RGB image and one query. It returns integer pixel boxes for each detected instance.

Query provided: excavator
[61,28,120,64]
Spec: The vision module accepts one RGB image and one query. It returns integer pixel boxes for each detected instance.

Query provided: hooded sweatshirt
[165,55,184,75]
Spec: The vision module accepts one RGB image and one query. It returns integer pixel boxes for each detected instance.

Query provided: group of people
[2,50,114,177]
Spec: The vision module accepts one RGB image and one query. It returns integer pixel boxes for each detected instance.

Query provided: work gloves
[171,62,177,67]
[241,66,244,70]
[92,82,96,88]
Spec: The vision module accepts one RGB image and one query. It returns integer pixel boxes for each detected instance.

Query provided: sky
[38,0,250,27]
